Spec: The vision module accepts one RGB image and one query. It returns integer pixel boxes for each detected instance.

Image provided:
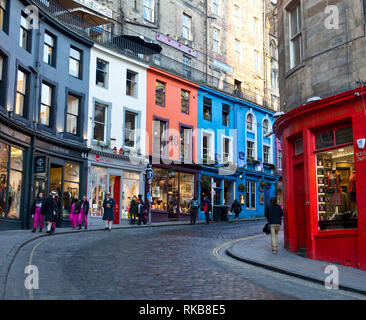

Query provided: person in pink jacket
[31,192,45,233]
[69,195,80,229]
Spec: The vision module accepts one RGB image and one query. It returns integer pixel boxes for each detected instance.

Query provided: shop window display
[90,166,108,217]
[151,168,168,211]
[0,143,23,219]
[316,145,357,230]
[122,171,140,218]
[62,162,80,217]
[179,173,194,214]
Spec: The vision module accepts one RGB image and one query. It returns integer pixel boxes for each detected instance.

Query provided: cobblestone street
[3,221,365,300]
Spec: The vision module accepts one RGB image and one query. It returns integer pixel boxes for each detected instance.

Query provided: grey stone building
[277,0,366,111]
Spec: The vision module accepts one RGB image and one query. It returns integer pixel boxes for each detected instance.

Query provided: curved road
[4,221,365,300]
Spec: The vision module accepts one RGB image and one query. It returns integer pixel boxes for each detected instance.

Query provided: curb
[225,246,366,297]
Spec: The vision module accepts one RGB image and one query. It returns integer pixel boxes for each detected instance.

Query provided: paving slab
[227,231,366,295]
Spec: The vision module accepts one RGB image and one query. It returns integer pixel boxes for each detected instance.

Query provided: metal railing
[32,0,275,110]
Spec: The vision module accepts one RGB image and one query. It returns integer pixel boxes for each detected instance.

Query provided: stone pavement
[226,231,366,295]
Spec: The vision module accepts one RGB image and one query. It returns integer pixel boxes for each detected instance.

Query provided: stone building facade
[277,0,366,111]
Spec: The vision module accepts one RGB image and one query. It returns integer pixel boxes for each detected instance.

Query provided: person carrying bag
[264,197,283,254]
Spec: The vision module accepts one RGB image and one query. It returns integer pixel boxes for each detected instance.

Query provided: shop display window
[90,166,108,217]
[316,145,357,230]
[122,171,140,218]
[151,168,168,211]
[62,162,80,217]
[0,143,23,219]
[179,173,194,214]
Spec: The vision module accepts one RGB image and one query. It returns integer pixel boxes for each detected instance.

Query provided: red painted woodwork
[274,85,366,270]
[113,176,121,225]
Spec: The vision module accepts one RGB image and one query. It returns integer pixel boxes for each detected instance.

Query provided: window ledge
[285,62,306,79]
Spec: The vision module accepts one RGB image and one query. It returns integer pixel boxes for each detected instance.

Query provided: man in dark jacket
[41,191,58,235]
[103,193,115,231]
[137,194,147,225]
[265,197,283,253]
[129,196,138,225]
[189,197,200,225]
[202,195,211,224]
[230,199,242,223]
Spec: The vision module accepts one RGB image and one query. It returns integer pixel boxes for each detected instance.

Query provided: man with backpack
[189,196,200,225]
[202,195,211,224]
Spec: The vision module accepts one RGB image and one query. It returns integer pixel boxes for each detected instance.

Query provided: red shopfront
[274,87,366,270]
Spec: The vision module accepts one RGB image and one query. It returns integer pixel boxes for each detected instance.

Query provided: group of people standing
[128,194,147,225]
[31,190,89,234]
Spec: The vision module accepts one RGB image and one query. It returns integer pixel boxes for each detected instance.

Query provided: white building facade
[87,44,148,223]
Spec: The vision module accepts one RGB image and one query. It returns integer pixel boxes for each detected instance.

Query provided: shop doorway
[294,163,306,248]
[109,175,121,224]
[224,181,234,206]
[50,163,63,197]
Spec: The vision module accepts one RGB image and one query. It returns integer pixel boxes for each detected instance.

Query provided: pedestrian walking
[189,197,200,225]
[230,199,242,223]
[137,194,147,225]
[78,196,89,230]
[69,195,80,229]
[265,197,283,254]
[41,191,59,235]
[102,192,115,231]
[31,192,45,233]
[202,195,211,224]
[129,195,138,225]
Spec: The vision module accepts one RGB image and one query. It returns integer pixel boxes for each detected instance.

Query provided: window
[289,3,302,69]
[222,137,232,163]
[202,131,214,163]
[153,119,168,156]
[316,145,357,231]
[278,150,282,170]
[222,104,230,126]
[295,138,303,155]
[93,102,107,142]
[263,119,269,135]
[245,181,256,209]
[203,97,212,121]
[181,90,189,114]
[0,53,6,106]
[126,70,138,97]
[144,0,154,22]
[235,39,241,63]
[182,55,191,77]
[182,13,192,40]
[253,17,258,38]
[96,58,108,88]
[155,81,165,106]
[66,94,80,135]
[40,83,53,127]
[271,70,278,88]
[246,114,254,131]
[180,126,193,162]
[124,111,137,148]
[315,126,353,150]
[0,0,6,31]
[212,0,218,14]
[15,69,28,117]
[20,13,31,52]
[234,79,242,96]
[43,32,56,66]
[263,145,270,164]
[247,140,254,159]
[254,50,260,73]
[213,28,220,53]
[69,47,82,78]
[270,42,277,59]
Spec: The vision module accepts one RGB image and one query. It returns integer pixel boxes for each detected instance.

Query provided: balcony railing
[32,0,276,110]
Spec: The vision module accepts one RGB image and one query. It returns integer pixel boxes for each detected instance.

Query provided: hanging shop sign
[156,33,197,57]
[35,156,46,173]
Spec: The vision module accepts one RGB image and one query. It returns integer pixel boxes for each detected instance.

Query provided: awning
[56,0,112,26]
[112,35,162,54]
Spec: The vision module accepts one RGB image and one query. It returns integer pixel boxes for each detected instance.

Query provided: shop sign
[36,140,82,159]
[0,125,31,144]
[238,151,246,167]
[213,59,234,74]
[35,156,46,173]
[356,151,366,162]
[156,32,197,57]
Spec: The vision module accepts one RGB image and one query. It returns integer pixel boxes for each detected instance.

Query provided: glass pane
[0,169,6,217]
[94,104,106,123]
[70,47,80,60]
[155,81,165,106]
[335,127,353,146]
[10,147,23,171]
[94,123,105,141]
[64,162,80,182]
[17,70,26,93]
[40,104,50,126]
[97,58,107,71]
[67,95,79,115]
[151,168,168,211]
[63,181,79,218]
[7,170,22,219]
[69,59,80,77]
[15,93,24,116]
[315,131,334,149]
[66,114,78,135]
[0,142,8,167]
[316,145,357,230]
[41,83,52,106]
[122,171,140,219]
[179,173,194,214]
[89,166,108,217]
[0,55,3,80]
